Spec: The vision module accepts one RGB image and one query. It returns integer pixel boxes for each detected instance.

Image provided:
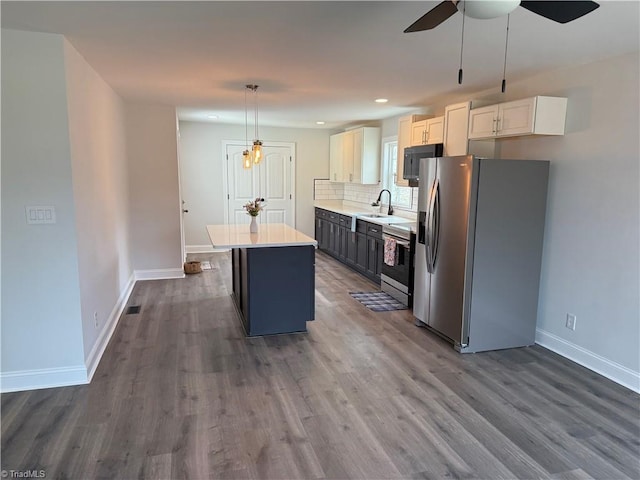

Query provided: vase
[249,216,258,233]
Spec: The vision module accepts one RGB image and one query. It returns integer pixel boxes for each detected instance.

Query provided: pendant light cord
[254,86,259,141]
[502,14,510,93]
[244,87,249,149]
[458,1,466,84]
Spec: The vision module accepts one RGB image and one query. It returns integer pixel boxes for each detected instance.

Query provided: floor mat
[349,291,408,312]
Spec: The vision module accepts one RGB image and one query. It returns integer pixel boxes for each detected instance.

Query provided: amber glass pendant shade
[242,150,252,169]
[252,140,263,165]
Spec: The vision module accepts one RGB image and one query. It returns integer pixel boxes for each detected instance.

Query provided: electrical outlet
[94,311,99,328]
[565,313,576,331]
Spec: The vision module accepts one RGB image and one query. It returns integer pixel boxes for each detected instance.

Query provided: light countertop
[207,223,317,249]
[314,201,416,227]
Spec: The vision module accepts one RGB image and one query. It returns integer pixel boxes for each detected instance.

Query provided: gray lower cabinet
[315,207,382,284]
[355,231,368,273]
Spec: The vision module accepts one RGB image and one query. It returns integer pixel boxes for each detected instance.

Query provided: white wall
[126,104,183,277]
[63,39,133,376]
[393,53,639,389]
[179,121,330,247]
[493,53,639,388]
[1,29,86,389]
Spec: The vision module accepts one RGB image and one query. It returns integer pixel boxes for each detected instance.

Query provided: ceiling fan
[404,0,600,33]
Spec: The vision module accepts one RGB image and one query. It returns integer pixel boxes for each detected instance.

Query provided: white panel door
[227,144,259,225]
[260,147,291,225]
[226,143,294,227]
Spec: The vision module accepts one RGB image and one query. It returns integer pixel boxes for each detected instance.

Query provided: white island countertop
[207,223,317,249]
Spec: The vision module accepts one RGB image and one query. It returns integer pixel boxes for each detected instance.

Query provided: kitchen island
[207,223,317,336]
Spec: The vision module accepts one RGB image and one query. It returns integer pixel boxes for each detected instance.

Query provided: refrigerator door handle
[431,181,441,270]
[426,179,438,273]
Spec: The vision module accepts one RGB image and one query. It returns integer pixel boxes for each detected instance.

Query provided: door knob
[182,209,189,213]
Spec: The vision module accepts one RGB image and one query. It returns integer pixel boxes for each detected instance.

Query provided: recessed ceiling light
[316,121,325,125]
[207,114,218,119]
[375,98,388,103]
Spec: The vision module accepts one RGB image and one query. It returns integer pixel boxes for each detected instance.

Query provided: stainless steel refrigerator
[414,155,549,353]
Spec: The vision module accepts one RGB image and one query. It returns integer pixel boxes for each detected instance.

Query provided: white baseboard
[85,273,136,382]
[134,268,185,281]
[0,365,88,393]
[186,244,229,254]
[536,328,640,393]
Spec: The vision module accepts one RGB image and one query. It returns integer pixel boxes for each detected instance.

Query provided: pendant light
[242,85,252,169]
[248,84,263,165]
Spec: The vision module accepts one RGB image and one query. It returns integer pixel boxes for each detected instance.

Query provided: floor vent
[126,305,141,315]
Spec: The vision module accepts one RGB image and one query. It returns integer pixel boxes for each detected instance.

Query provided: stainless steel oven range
[381,223,416,307]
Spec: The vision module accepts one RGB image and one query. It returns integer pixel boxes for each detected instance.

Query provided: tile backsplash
[314,179,418,212]
[313,179,344,200]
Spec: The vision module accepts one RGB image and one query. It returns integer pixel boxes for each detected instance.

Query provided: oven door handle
[382,234,410,247]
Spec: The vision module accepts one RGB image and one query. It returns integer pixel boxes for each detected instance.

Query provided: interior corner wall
[178,121,330,247]
[63,39,133,375]
[125,103,183,276]
[1,29,86,391]
[493,52,640,389]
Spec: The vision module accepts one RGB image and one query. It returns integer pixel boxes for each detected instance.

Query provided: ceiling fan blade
[404,1,459,33]
[520,1,600,24]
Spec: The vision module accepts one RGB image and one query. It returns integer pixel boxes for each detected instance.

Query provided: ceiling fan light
[457,0,520,19]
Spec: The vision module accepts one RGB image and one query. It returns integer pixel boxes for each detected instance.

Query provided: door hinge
[289,194,292,200]
[290,156,292,162]
[227,194,230,200]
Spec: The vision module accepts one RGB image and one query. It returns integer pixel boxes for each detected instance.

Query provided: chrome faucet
[376,189,393,215]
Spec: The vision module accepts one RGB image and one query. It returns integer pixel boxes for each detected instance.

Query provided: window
[381,137,415,211]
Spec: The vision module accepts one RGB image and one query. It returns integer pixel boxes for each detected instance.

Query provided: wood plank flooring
[2,251,639,479]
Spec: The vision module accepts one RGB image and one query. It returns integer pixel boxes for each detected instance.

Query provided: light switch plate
[25,206,56,224]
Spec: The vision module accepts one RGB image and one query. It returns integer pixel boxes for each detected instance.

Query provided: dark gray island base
[231,245,315,336]
[207,223,318,336]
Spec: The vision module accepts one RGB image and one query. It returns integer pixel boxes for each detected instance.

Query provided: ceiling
[2,1,638,129]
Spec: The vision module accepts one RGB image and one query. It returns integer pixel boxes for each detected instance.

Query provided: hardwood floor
[2,251,639,479]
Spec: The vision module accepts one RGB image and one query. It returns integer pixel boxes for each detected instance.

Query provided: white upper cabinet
[329,127,380,185]
[410,116,444,146]
[329,132,345,182]
[468,96,567,139]
[443,101,471,157]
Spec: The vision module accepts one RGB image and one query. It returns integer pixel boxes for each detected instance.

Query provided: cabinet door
[346,230,357,266]
[497,97,536,137]
[468,105,499,139]
[366,237,378,277]
[426,116,445,144]
[320,219,330,251]
[342,130,355,183]
[315,216,322,244]
[329,133,344,182]
[355,232,368,272]
[443,101,471,156]
[411,120,427,146]
[349,129,361,183]
[338,220,349,261]
[359,127,381,185]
